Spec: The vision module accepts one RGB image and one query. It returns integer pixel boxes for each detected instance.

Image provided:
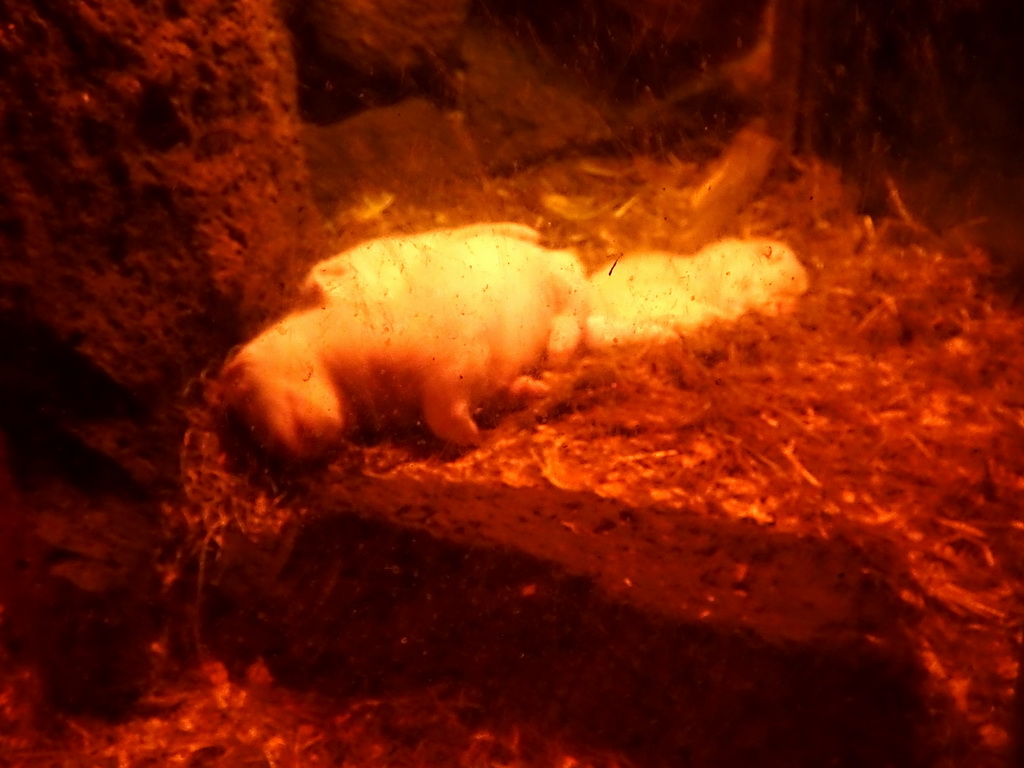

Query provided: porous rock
[0,0,324,486]
[298,0,471,83]
[204,470,939,767]
[302,97,482,215]
[459,23,613,173]
[481,0,769,99]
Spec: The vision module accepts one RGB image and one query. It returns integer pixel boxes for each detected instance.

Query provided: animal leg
[547,313,584,365]
[508,374,551,399]
[585,315,678,349]
[421,376,482,445]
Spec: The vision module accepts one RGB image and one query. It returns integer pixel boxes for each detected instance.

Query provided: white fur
[222,223,589,457]
[585,238,809,348]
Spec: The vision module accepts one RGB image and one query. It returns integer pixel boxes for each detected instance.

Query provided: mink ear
[302,254,358,307]
[219,356,277,453]
[219,354,256,412]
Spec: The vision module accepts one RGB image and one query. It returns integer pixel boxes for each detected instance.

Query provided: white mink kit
[586,238,809,348]
[221,223,590,458]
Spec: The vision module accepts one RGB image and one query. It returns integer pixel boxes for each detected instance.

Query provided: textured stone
[459,24,613,173]
[205,473,935,768]
[0,0,324,486]
[300,0,471,82]
[302,98,482,214]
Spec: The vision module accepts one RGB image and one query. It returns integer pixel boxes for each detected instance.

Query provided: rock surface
[0,0,324,486]
[458,23,614,173]
[299,0,471,83]
[301,98,482,215]
[202,469,934,767]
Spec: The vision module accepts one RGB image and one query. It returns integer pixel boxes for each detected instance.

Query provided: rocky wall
[0,0,323,488]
